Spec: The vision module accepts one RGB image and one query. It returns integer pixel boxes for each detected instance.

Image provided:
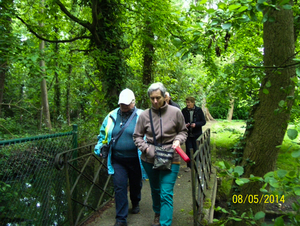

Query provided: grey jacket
[133,103,188,164]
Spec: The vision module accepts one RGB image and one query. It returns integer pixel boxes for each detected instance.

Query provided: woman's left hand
[172,140,180,149]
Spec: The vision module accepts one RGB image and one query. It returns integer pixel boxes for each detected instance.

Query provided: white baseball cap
[118,88,135,105]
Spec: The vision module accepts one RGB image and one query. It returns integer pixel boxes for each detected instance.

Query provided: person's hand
[190,123,196,128]
[186,123,190,127]
[172,140,180,149]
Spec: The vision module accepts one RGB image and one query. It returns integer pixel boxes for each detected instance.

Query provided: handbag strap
[112,107,137,143]
[149,109,157,146]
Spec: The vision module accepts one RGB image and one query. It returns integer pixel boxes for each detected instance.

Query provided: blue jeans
[112,156,142,223]
[185,136,198,168]
[142,161,180,226]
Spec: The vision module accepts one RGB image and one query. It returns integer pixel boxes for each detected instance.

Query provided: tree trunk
[41,73,52,129]
[227,95,234,121]
[0,66,6,116]
[54,26,60,125]
[202,98,215,121]
[39,1,52,130]
[66,64,72,126]
[94,0,127,110]
[231,4,295,222]
[140,22,155,109]
[0,0,13,116]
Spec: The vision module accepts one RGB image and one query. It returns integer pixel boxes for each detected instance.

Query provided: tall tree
[39,0,52,130]
[55,0,129,109]
[0,0,14,116]
[141,21,155,109]
[15,0,130,110]
[232,2,296,221]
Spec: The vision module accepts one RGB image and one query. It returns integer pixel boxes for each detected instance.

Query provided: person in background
[181,96,206,172]
[165,91,180,109]
[133,82,187,226]
[94,88,147,226]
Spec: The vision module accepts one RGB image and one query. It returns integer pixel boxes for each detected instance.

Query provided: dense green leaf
[231,217,242,221]
[263,89,269,94]
[221,23,232,30]
[282,4,292,10]
[276,169,287,178]
[293,187,300,196]
[228,4,241,11]
[256,3,266,12]
[254,211,265,220]
[238,6,249,12]
[234,166,244,176]
[278,100,285,107]
[235,178,250,185]
[274,216,284,226]
[287,129,298,140]
[291,150,300,158]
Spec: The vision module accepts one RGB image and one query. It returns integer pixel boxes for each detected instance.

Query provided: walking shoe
[151,213,160,226]
[185,167,191,172]
[114,221,127,226]
[131,204,140,214]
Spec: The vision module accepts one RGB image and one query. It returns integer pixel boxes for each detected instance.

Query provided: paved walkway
[83,123,214,226]
[83,160,194,226]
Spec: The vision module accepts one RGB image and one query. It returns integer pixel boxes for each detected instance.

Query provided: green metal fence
[191,128,212,225]
[0,125,114,226]
[54,143,114,226]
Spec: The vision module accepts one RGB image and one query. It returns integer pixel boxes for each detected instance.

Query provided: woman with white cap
[95,88,147,226]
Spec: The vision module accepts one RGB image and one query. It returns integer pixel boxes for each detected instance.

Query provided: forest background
[1,0,300,224]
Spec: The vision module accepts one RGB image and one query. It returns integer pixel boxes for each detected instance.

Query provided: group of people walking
[94,82,206,226]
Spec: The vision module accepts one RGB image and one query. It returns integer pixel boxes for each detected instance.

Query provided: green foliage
[215,159,300,225]
[214,206,265,225]
[0,182,18,214]
[211,120,300,225]
[211,121,300,225]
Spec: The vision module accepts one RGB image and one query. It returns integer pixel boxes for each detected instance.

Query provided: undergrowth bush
[210,120,300,225]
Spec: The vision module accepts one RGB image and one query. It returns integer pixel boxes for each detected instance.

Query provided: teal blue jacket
[94,107,147,179]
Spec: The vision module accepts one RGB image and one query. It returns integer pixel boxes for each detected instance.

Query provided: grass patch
[209,120,300,172]
[209,120,245,164]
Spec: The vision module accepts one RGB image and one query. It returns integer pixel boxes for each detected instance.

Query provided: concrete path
[83,161,194,226]
[83,124,216,226]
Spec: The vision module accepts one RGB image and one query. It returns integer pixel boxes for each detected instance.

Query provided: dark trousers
[185,136,198,168]
[112,156,142,223]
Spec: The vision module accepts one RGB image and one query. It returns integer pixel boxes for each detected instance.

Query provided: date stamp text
[232,194,285,204]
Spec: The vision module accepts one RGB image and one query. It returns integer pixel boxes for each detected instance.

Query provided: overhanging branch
[243,61,300,70]
[55,0,92,30]
[85,69,101,93]
[17,16,92,43]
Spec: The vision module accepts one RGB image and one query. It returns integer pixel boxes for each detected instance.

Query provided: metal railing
[54,144,114,226]
[0,125,114,226]
[191,128,212,226]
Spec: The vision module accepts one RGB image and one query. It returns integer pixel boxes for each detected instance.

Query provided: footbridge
[0,126,217,226]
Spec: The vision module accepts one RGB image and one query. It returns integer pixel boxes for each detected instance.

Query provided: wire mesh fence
[0,125,114,226]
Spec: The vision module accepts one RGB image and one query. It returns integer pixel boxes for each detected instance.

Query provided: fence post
[65,153,74,226]
[72,124,78,224]
[191,148,197,226]
[72,124,78,150]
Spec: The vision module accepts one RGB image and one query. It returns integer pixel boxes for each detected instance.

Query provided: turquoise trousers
[142,161,180,226]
